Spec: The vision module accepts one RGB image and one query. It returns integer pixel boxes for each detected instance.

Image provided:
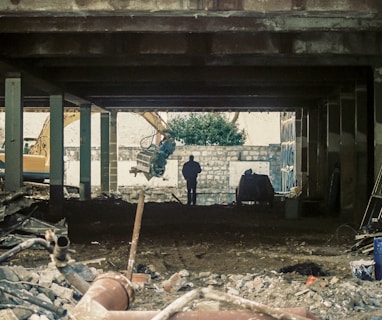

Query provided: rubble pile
[0,262,97,320]
[1,260,381,319]
[132,267,382,320]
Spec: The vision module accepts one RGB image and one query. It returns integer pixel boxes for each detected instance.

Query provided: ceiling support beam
[4,74,23,192]
[100,112,110,193]
[79,104,91,200]
[49,94,64,217]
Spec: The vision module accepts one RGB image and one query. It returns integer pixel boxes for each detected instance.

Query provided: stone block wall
[66,144,281,205]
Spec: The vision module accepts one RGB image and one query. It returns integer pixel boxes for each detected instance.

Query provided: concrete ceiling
[0,2,381,112]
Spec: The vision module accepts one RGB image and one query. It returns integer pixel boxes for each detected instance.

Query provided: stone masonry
[66,145,281,205]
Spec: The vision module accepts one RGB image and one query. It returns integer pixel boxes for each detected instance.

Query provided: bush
[168,113,246,146]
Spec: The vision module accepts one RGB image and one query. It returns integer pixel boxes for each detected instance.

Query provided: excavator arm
[130,112,176,180]
[28,112,80,166]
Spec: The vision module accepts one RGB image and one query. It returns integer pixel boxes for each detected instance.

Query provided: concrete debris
[0,263,97,320]
[1,261,382,319]
[0,187,68,248]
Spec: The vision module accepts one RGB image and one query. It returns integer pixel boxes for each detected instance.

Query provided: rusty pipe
[74,308,317,320]
[71,271,135,320]
[126,189,145,281]
[71,271,319,320]
[53,234,70,261]
[53,235,90,295]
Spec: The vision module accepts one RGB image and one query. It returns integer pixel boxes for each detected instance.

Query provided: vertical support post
[4,74,23,192]
[100,112,110,193]
[340,88,356,221]
[374,67,382,179]
[317,103,328,205]
[307,107,319,198]
[49,95,64,216]
[295,109,302,189]
[300,110,308,197]
[327,96,341,216]
[80,104,91,200]
[355,84,369,225]
[109,110,118,192]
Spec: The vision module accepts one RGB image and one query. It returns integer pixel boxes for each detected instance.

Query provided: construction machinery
[235,169,275,206]
[130,112,176,180]
[0,112,80,183]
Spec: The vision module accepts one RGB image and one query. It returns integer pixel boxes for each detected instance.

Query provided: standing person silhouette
[182,155,202,205]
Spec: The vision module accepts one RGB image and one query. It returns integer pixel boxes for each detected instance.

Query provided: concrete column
[295,109,302,189]
[100,112,110,193]
[374,67,382,179]
[355,84,369,225]
[300,109,308,197]
[49,94,64,215]
[340,89,356,222]
[109,110,118,192]
[280,112,296,192]
[307,107,319,198]
[317,103,328,202]
[4,74,23,192]
[80,104,91,200]
[327,96,341,216]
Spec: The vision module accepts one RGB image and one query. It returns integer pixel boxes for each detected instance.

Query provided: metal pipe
[71,272,319,320]
[53,234,70,261]
[53,235,90,295]
[126,189,145,280]
[75,307,317,320]
[71,271,135,319]
[104,310,281,320]
[0,238,52,264]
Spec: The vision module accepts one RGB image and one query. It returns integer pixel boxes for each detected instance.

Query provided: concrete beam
[0,11,381,33]
[0,0,380,12]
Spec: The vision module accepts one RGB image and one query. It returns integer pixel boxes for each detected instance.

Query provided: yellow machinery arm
[0,112,80,182]
[136,112,169,135]
[28,112,80,166]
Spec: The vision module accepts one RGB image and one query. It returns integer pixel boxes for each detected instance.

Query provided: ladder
[359,164,382,230]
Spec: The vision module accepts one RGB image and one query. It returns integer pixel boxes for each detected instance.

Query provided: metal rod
[126,189,145,281]
[0,238,52,264]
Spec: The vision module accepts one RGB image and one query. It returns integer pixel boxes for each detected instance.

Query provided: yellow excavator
[130,112,176,180]
[0,111,175,183]
[0,112,80,183]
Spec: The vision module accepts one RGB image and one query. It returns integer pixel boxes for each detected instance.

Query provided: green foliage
[168,113,246,146]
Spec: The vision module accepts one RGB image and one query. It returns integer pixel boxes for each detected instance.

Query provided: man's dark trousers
[187,178,197,205]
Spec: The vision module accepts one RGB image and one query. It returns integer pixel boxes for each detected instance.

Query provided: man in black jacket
[182,155,202,205]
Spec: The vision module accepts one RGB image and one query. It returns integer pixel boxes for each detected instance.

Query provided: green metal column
[374,67,382,179]
[49,95,64,215]
[295,109,302,190]
[4,74,23,192]
[340,89,356,221]
[307,107,319,198]
[300,110,308,197]
[109,110,118,192]
[355,84,369,225]
[317,103,328,203]
[100,112,110,193]
[327,96,341,216]
[80,104,91,200]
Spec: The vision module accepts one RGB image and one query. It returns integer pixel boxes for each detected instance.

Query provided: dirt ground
[10,198,359,277]
[3,197,379,319]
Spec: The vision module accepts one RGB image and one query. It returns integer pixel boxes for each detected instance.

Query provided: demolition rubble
[0,188,382,319]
